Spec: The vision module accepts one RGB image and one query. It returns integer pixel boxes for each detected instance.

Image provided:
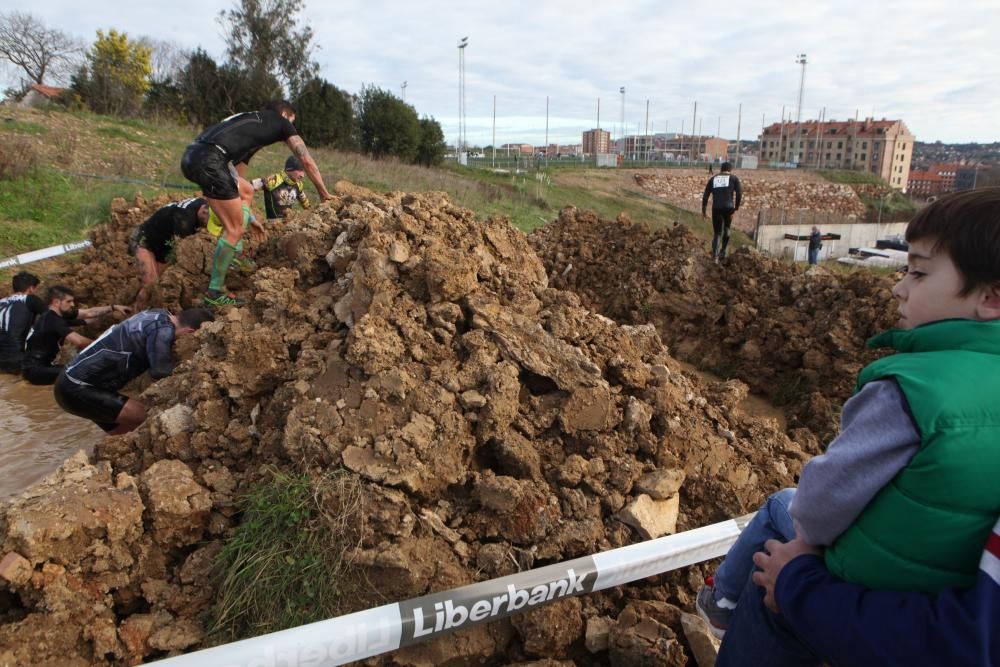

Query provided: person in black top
[21,285,131,385]
[808,226,823,265]
[54,307,214,434]
[0,272,46,374]
[701,161,744,262]
[180,100,334,307]
[130,198,210,307]
[252,155,313,220]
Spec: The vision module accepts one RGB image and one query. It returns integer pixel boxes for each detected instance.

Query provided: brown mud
[529,207,899,449]
[0,187,823,665]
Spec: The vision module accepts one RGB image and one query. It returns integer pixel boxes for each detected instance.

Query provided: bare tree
[137,36,187,84]
[0,11,81,88]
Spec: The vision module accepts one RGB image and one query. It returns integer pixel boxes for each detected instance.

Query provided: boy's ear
[977,283,1000,321]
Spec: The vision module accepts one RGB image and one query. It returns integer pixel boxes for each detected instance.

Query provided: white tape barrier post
[0,240,92,270]
[155,513,754,667]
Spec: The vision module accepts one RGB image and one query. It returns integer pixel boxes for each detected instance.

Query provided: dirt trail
[0,187,814,665]
[530,207,899,449]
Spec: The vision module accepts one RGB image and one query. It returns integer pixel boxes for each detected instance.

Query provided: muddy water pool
[0,375,103,500]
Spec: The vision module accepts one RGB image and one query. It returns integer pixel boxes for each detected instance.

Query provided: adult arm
[790,379,920,545]
[702,178,712,216]
[754,527,999,667]
[64,332,92,348]
[286,135,333,200]
[734,176,743,210]
[145,321,176,379]
[77,305,130,321]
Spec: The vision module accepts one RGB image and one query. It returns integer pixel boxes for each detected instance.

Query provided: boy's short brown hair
[906,187,1000,294]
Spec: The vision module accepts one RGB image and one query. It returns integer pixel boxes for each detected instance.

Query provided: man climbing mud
[130,197,210,307]
[180,100,334,307]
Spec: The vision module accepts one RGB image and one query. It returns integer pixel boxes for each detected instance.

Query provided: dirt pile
[0,187,809,664]
[530,207,899,445]
[632,171,867,232]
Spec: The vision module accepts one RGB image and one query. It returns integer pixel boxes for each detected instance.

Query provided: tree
[219,0,318,99]
[76,29,151,117]
[178,48,224,126]
[293,77,356,149]
[0,11,80,91]
[416,116,446,167]
[357,86,420,162]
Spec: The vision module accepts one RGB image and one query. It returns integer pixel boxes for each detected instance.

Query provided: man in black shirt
[130,198,209,307]
[701,161,743,262]
[21,285,131,385]
[54,307,214,434]
[180,100,334,307]
[0,272,46,374]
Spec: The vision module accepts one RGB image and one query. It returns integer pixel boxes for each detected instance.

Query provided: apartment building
[758,118,914,190]
[582,128,611,155]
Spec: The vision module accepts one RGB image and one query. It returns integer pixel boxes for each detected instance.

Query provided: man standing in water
[0,272,46,374]
[53,308,213,434]
[181,100,334,306]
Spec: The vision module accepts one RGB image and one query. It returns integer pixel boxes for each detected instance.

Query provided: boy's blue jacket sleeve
[774,519,1000,667]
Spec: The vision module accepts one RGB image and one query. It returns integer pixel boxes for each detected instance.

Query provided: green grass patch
[816,169,885,185]
[208,468,365,642]
[0,167,170,256]
[0,120,47,135]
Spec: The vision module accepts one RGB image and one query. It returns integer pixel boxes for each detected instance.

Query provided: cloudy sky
[10,0,999,145]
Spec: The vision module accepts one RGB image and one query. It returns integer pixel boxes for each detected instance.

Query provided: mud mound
[633,171,867,232]
[0,186,809,665]
[530,207,898,445]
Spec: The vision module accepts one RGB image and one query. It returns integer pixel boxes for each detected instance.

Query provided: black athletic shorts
[22,363,62,386]
[181,142,240,200]
[711,209,734,235]
[54,372,128,432]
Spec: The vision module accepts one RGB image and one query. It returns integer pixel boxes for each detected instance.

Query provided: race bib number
[712,175,730,188]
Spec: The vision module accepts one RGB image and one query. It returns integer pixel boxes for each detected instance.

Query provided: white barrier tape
[0,240,92,270]
[155,513,755,667]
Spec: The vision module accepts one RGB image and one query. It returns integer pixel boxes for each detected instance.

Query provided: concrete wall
[755,220,909,262]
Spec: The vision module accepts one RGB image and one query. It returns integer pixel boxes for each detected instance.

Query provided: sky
[8,0,1000,146]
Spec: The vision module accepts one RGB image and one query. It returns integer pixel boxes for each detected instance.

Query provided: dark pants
[716,574,823,667]
[53,372,127,432]
[808,247,819,265]
[22,364,62,385]
[712,209,734,258]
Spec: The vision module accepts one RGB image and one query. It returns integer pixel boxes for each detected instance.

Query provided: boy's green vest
[824,319,1000,592]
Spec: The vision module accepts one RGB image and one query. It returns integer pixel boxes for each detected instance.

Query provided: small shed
[18,83,66,108]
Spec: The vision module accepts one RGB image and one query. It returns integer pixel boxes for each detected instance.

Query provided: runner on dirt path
[130,197,210,307]
[180,100,334,307]
[21,286,131,385]
[53,308,214,434]
[0,272,46,374]
[701,161,743,262]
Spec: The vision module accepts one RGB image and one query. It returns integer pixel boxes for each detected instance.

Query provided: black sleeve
[278,115,299,140]
[173,208,199,238]
[26,295,47,315]
[702,178,713,211]
[146,322,176,379]
[734,176,743,209]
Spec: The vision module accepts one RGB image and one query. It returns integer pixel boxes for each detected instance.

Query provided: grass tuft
[207,467,366,641]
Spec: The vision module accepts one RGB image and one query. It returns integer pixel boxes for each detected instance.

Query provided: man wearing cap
[252,155,313,220]
[130,197,210,307]
[180,99,333,307]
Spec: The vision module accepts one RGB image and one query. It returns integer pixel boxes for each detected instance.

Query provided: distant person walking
[702,161,743,262]
[808,226,823,265]
[180,100,334,307]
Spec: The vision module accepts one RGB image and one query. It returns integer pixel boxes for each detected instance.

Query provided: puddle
[0,374,103,501]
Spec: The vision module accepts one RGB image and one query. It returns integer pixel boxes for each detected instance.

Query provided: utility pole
[680,119,685,160]
[735,103,742,166]
[795,54,807,165]
[619,87,626,156]
[717,116,721,138]
[691,101,698,162]
[760,113,765,161]
[492,95,496,168]
[644,99,650,164]
[778,105,786,162]
[457,37,468,155]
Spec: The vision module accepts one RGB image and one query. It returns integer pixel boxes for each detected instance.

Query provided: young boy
[696,188,1000,655]
[251,155,312,220]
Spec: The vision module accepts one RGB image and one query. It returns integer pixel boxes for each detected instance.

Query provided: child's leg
[715,574,822,667]
[713,488,797,603]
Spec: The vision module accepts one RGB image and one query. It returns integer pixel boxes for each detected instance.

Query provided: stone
[633,469,686,500]
[616,494,680,539]
[140,460,212,547]
[681,612,720,667]
[459,389,488,409]
[585,615,613,653]
[155,405,195,438]
[0,553,32,586]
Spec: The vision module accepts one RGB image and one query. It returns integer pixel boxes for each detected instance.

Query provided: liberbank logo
[398,557,598,645]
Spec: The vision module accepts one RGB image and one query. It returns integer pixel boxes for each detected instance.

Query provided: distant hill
[912,140,1000,168]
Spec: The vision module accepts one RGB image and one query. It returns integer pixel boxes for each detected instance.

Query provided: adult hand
[115,305,134,316]
[751,537,822,614]
[249,219,267,243]
[321,192,335,202]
